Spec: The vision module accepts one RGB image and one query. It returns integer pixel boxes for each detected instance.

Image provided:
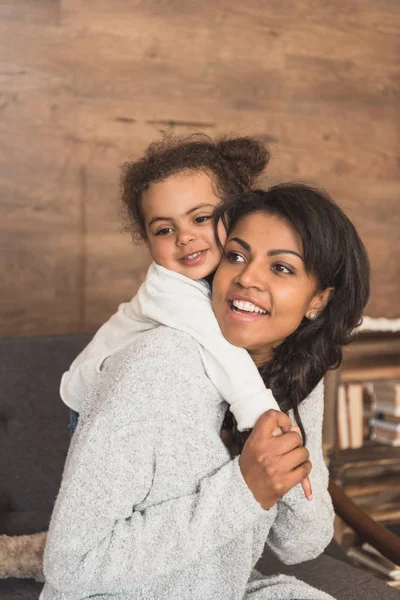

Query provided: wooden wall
[1,0,399,336]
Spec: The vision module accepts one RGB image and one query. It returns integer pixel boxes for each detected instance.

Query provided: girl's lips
[179,249,208,267]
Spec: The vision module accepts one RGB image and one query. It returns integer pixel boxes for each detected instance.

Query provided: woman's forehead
[228,211,303,254]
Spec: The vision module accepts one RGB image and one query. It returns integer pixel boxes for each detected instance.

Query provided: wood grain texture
[0,0,399,336]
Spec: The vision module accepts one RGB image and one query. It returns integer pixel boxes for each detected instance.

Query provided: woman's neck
[248,346,274,368]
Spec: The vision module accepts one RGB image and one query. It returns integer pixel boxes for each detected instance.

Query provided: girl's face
[143,170,226,280]
[212,211,332,365]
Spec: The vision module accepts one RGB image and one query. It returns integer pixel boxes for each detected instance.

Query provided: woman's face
[212,211,331,366]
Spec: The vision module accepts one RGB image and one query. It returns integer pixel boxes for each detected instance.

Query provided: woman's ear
[306,287,335,320]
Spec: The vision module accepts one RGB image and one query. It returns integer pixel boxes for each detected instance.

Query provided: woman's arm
[44,329,273,595]
[265,380,334,564]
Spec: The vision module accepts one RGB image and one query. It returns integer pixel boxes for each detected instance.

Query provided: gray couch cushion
[257,547,400,599]
[0,334,92,535]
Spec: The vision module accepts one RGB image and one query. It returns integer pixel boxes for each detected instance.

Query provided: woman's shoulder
[90,327,208,421]
[106,326,205,387]
[296,379,325,422]
[123,325,203,362]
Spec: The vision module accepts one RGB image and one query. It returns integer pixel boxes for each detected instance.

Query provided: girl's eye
[155,227,174,236]
[194,215,211,224]
[225,251,245,263]
[272,262,295,275]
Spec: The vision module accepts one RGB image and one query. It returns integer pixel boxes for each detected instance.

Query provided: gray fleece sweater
[41,327,335,600]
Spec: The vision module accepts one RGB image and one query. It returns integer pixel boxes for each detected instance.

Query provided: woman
[40,184,370,600]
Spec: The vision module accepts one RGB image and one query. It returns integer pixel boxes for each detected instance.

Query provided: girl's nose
[176,227,196,246]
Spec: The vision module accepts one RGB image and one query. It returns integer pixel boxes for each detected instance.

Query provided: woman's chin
[218,323,257,352]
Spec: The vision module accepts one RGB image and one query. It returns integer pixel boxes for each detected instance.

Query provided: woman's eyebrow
[229,238,304,261]
[229,237,251,251]
[268,249,304,262]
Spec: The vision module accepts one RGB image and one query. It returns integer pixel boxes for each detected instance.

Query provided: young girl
[61,134,282,433]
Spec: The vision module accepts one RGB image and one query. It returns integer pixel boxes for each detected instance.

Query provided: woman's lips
[225,299,270,322]
[179,249,208,266]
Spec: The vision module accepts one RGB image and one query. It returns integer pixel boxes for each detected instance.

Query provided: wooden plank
[0,230,81,336]
[83,234,151,332]
[0,0,60,26]
[341,364,400,383]
[0,0,399,335]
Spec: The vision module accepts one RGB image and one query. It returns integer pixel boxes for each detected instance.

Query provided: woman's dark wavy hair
[215,184,370,449]
[120,133,270,241]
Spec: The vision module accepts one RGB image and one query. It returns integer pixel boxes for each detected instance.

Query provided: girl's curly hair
[120,133,270,240]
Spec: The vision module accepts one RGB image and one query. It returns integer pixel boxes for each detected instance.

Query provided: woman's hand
[239,410,312,510]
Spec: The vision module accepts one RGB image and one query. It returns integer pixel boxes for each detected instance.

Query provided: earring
[309,312,317,320]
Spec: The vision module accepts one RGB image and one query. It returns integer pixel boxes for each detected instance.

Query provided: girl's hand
[239,410,312,510]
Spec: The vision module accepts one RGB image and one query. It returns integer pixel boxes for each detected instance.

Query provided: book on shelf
[373,380,400,416]
[347,543,400,581]
[336,383,367,450]
[337,384,350,450]
[347,383,364,448]
[377,413,400,425]
[373,401,400,417]
[370,417,400,447]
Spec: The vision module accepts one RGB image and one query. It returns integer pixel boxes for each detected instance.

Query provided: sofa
[1,333,399,599]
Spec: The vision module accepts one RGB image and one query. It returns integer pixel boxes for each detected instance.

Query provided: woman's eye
[194,215,211,224]
[272,263,294,274]
[225,251,245,263]
[155,227,174,236]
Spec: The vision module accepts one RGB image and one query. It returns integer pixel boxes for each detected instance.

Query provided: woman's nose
[176,227,196,246]
[235,263,266,291]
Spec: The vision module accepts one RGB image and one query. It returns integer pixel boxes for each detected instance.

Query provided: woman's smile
[227,295,270,320]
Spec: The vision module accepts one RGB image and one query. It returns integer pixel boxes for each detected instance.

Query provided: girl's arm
[44,330,276,595]
[265,380,334,564]
[59,300,153,410]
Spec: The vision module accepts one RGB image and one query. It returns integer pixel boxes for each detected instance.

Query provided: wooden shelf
[328,333,400,574]
[341,331,400,382]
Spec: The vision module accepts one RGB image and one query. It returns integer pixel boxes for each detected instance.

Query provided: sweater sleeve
[265,380,334,564]
[44,331,271,595]
[138,263,279,431]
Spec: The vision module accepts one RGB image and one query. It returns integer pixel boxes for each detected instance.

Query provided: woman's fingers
[288,426,313,500]
[272,429,303,456]
[252,409,293,443]
[269,423,313,501]
[276,446,310,473]
[284,460,313,494]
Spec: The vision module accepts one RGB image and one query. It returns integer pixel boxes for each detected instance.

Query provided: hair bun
[216,136,270,188]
